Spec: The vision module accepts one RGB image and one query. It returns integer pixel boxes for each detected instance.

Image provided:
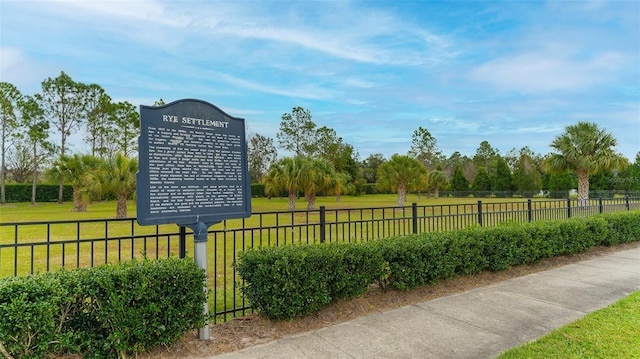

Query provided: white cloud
[426,117,481,134]
[469,49,630,93]
[512,125,560,134]
[0,47,24,79]
[220,107,265,117]
[343,78,377,89]
[210,23,386,64]
[344,99,369,106]
[47,0,188,27]
[0,47,58,94]
[181,1,455,67]
[211,71,338,100]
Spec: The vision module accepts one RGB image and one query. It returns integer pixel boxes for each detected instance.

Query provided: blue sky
[1,0,639,161]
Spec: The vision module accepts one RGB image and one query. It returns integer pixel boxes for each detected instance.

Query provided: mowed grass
[1,194,406,222]
[498,291,640,358]
[0,193,541,222]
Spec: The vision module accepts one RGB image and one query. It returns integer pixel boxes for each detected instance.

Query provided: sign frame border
[136,98,252,227]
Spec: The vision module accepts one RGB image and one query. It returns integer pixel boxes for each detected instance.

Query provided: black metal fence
[2,196,639,322]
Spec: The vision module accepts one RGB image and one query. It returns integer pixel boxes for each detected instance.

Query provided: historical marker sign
[136,99,251,227]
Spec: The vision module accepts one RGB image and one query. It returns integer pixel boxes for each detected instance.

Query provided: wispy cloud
[469,48,630,93]
[0,47,58,93]
[47,0,188,27]
[210,71,338,100]
[182,1,456,66]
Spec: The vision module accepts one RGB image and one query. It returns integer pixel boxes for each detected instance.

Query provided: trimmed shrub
[0,274,74,358]
[600,211,640,245]
[445,230,488,276]
[74,258,207,357]
[0,257,206,359]
[236,211,640,320]
[235,243,388,320]
[325,243,388,300]
[236,245,333,320]
[372,234,456,290]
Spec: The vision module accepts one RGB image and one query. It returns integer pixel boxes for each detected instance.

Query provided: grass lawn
[0,193,525,222]
[498,291,640,358]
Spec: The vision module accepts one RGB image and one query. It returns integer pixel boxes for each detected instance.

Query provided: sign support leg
[194,221,210,340]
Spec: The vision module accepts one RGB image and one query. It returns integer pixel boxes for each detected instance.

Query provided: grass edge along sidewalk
[498,290,640,358]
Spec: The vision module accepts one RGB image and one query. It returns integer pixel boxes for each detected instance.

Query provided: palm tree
[47,154,100,212]
[263,157,305,211]
[377,154,427,207]
[299,158,334,210]
[428,170,449,199]
[544,122,627,206]
[332,171,355,202]
[88,153,138,218]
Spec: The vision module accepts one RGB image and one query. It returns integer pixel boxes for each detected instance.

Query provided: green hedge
[251,183,265,197]
[0,257,206,359]
[235,244,388,320]
[236,211,640,320]
[3,184,73,203]
[599,211,640,246]
[361,183,394,195]
[361,183,379,194]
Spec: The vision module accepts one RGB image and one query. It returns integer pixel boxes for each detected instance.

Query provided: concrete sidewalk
[211,247,640,358]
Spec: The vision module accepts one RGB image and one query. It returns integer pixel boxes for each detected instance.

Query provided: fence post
[412,202,418,234]
[599,197,603,213]
[179,226,186,259]
[567,198,572,218]
[626,195,630,211]
[319,206,326,243]
[477,200,483,226]
[527,199,532,223]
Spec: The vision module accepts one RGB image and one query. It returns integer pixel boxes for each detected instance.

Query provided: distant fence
[2,196,639,322]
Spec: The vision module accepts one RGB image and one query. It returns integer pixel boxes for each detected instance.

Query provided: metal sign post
[191,220,212,340]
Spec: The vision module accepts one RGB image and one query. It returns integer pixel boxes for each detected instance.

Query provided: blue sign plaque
[136,99,251,227]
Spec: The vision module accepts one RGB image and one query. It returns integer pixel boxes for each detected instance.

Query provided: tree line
[2,71,639,214]
[254,110,636,209]
[1,71,141,208]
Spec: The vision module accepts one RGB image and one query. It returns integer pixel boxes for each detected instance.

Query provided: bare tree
[6,142,32,183]
[248,133,277,183]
